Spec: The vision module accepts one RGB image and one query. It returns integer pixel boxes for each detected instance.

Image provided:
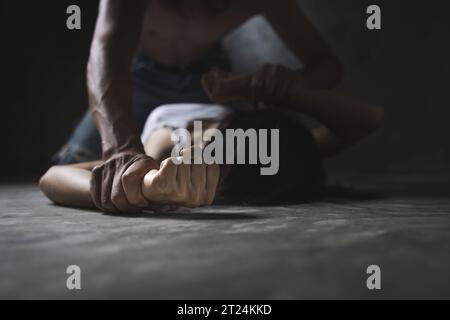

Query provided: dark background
[0,0,449,181]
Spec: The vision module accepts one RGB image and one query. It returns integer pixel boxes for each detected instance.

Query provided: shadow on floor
[108,211,262,221]
[320,184,383,203]
[49,204,262,220]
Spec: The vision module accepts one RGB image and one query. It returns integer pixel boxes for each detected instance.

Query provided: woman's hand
[90,152,160,213]
[141,157,220,208]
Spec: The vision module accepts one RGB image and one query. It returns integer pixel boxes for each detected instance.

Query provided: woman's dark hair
[217,108,325,205]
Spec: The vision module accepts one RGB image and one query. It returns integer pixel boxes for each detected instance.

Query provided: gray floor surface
[1,174,449,299]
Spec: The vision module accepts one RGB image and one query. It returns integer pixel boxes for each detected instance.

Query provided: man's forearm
[87,67,144,159]
[85,0,160,213]
[87,0,147,160]
[297,57,344,89]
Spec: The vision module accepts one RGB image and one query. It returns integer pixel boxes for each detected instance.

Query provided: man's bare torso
[139,0,262,66]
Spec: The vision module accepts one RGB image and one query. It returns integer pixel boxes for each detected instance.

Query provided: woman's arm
[202,68,384,157]
[39,155,221,210]
[39,162,100,209]
[283,82,384,157]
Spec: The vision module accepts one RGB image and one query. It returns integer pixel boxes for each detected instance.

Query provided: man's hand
[141,157,220,208]
[87,1,153,214]
[90,152,159,213]
[202,68,253,105]
[249,63,299,104]
[202,64,300,106]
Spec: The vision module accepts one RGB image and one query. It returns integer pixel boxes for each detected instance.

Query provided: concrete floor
[1,174,450,299]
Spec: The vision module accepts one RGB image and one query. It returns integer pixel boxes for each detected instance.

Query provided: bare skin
[40,151,221,210]
[87,0,343,213]
[40,122,223,210]
[202,67,384,157]
[40,68,382,210]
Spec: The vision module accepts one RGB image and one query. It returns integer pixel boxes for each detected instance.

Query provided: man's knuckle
[110,186,125,203]
[121,172,135,186]
[110,194,122,207]
[101,199,113,212]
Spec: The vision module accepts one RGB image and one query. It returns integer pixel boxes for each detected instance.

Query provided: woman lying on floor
[40,65,384,210]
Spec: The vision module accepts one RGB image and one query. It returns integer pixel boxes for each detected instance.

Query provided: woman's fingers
[140,158,179,204]
[156,159,179,201]
[205,164,221,205]
[141,169,159,200]
[191,163,206,190]
[140,152,220,208]
[176,163,191,193]
[159,158,178,182]
[121,158,156,208]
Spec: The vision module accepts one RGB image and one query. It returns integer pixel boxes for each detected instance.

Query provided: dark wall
[303,0,450,176]
[0,0,98,180]
[1,0,449,180]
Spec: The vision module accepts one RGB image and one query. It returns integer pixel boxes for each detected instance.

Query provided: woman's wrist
[250,64,298,106]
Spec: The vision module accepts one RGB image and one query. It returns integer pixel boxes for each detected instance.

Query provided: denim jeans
[55,50,228,164]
